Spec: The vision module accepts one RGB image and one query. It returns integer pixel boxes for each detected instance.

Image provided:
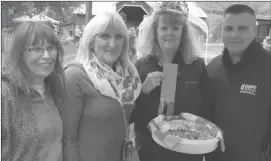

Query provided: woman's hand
[142,71,164,94]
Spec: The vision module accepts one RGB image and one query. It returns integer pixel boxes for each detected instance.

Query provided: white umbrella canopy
[12,14,60,24]
[147,1,208,18]
[186,2,208,18]
[186,2,208,34]
[140,2,208,34]
[188,14,208,34]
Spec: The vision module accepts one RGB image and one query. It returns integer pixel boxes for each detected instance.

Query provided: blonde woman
[63,12,141,161]
[1,22,66,161]
[130,2,210,161]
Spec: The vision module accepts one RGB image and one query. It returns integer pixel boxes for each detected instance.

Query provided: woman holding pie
[130,2,211,161]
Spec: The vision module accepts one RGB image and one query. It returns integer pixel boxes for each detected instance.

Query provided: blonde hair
[137,9,203,64]
[76,12,130,68]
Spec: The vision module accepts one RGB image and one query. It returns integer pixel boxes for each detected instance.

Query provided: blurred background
[2,1,271,65]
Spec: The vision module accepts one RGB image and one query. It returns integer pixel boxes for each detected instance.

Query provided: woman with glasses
[1,22,66,161]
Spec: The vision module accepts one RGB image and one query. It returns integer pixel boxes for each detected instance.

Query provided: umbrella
[12,14,60,24]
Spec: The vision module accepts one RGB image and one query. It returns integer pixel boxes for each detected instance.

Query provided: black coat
[204,40,271,161]
[130,53,209,161]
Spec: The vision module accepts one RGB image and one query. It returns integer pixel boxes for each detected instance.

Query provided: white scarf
[83,55,141,106]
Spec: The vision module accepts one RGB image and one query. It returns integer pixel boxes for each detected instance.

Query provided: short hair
[137,7,203,64]
[224,4,256,17]
[4,22,65,100]
[76,12,130,68]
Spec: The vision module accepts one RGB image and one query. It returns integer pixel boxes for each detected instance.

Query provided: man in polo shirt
[203,4,271,161]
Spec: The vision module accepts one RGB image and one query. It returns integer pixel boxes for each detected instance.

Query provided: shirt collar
[146,50,185,67]
[222,39,261,68]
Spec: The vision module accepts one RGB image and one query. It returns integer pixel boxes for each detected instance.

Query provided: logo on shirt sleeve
[240,84,257,95]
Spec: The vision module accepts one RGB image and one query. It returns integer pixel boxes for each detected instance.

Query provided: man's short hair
[224,4,255,16]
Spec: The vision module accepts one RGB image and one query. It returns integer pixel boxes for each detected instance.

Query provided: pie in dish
[157,119,216,140]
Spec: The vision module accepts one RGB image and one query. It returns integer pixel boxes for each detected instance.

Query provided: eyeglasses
[28,46,57,53]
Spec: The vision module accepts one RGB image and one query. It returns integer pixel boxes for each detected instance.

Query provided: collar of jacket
[145,50,186,68]
[222,39,262,69]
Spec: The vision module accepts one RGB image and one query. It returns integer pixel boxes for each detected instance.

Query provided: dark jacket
[130,53,209,161]
[204,40,271,161]
[1,73,67,161]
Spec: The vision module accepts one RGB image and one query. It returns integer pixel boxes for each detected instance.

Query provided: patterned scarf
[83,54,141,106]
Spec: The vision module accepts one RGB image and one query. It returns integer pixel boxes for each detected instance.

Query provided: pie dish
[148,113,225,154]
[158,119,216,140]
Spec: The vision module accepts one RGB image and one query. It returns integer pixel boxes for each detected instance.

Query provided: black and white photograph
[1,1,271,161]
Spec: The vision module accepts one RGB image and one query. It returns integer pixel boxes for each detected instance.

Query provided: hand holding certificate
[158,63,178,116]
